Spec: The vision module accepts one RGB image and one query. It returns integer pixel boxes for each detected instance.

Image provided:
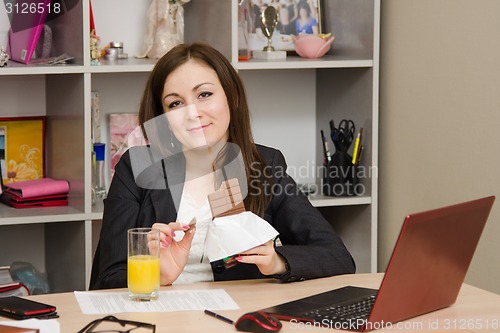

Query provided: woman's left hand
[235,240,287,276]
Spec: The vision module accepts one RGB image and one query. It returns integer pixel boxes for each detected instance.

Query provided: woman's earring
[170,131,175,148]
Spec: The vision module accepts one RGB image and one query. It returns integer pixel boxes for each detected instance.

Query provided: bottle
[93,143,107,199]
[238,0,253,61]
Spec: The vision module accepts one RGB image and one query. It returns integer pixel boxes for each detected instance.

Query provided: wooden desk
[15,273,500,332]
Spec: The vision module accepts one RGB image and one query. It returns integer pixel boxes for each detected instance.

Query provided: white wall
[379,0,500,294]
[0,7,8,47]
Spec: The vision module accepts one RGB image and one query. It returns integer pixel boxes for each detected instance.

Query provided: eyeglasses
[77,315,156,333]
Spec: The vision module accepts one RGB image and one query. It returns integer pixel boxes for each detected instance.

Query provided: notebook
[6,0,53,64]
[260,196,495,332]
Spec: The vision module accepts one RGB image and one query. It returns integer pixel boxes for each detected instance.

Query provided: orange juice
[128,254,160,295]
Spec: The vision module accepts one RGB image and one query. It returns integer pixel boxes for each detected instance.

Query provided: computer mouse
[235,311,282,333]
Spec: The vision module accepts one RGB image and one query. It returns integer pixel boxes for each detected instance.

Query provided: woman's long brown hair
[138,43,270,217]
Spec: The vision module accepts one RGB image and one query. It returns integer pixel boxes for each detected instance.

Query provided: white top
[172,190,214,285]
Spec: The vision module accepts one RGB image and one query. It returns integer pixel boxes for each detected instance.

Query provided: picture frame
[109,113,139,178]
[0,116,46,184]
[248,0,322,52]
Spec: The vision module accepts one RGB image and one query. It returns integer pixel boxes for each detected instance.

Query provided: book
[0,324,39,333]
[0,192,68,209]
[0,282,29,298]
[0,267,29,298]
[4,178,69,199]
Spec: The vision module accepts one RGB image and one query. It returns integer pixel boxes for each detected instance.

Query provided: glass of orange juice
[127,228,160,301]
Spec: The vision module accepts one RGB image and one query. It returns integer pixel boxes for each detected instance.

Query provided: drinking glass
[127,228,160,301]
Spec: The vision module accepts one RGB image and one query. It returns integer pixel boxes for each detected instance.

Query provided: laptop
[260,196,495,331]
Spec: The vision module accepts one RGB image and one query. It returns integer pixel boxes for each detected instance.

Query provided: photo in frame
[0,116,46,184]
[109,113,139,178]
[248,0,322,52]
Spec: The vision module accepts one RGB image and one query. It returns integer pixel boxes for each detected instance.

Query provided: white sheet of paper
[0,319,60,333]
[74,289,239,314]
[205,211,279,262]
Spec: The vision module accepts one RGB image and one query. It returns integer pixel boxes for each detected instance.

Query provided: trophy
[254,6,286,60]
[260,6,278,52]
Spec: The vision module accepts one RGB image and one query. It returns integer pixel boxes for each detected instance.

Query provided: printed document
[74,289,239,314]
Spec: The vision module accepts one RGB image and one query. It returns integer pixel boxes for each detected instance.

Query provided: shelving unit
[0,0,379,293]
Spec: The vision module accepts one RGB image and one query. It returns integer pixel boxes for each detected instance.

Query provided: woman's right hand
[152,222,196,285]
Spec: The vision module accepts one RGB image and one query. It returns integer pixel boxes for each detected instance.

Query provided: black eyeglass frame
[77,315,156,333]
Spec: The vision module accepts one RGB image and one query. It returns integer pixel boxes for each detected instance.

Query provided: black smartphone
[0,296,57,320]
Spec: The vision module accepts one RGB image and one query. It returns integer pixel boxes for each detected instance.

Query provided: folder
[6,0,53,64]
[0,192,68,208]
[4,178,69,199]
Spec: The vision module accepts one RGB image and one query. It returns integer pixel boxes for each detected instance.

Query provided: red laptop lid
[367,196,495,329]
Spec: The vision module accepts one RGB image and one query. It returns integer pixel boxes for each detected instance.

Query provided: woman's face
[161,59,230,151]
[299,7,308,18]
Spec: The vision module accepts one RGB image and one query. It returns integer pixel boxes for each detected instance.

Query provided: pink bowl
[293,34,335,59]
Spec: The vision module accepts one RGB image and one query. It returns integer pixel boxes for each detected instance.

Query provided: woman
[280,0,298,35]
[295,1,319,34]
[90,43,355,289]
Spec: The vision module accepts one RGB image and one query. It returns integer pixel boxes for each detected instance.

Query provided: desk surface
[13,273,500,332]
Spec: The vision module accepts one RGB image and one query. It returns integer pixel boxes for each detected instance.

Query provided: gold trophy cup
[254,5,287,60]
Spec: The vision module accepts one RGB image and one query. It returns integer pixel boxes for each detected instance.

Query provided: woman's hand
[152,222,196,285]
[235,240,287,276]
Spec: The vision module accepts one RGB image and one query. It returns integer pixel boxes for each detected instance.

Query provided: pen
[204,309,234,325]
[357,145,364,164]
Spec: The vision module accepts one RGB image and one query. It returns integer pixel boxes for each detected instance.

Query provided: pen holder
[322,151,359,197]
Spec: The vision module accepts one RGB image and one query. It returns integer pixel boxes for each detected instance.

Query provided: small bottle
[93,143,107,199]
[238,0,253,61]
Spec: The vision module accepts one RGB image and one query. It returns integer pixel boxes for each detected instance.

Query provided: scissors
[331,119,355,152]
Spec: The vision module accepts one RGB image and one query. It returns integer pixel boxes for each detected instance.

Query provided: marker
[204,309,234,325]
[352,128,364,164]
[352,132,361,164]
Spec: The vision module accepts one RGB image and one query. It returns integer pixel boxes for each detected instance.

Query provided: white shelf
[0,62,85,75]
[235,57,373,71]
[309,195,372,208]
[0,208,86,225]
[87,58,157,73]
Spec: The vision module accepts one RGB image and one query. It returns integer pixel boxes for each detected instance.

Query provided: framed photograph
[248,0,322,52]
[0,116,46,184]
[109,113,139,177]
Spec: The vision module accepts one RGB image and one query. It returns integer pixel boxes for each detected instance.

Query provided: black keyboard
[302,294,376,323]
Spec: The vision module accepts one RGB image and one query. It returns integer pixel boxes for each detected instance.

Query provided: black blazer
[90,144,355,289]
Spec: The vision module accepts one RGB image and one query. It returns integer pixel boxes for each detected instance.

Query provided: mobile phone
[0,296,57,320]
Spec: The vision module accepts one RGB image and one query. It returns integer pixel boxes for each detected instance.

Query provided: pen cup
[322,151,360,197]
[127,228,160,301]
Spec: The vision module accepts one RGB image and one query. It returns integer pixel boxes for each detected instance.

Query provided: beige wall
[379,0,500,294]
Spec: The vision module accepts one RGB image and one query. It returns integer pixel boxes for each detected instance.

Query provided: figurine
[0,47,9,67]
[137,0,191,59]
[90,29,101,66]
